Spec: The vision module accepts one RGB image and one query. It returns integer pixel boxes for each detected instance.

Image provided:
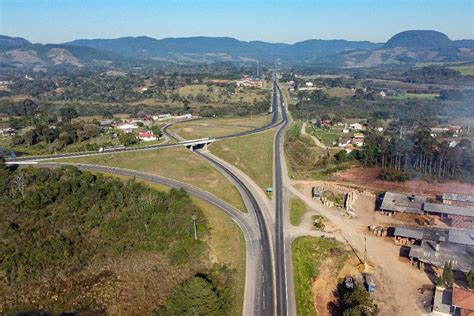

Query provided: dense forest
[291,89,473,123]
[0,166,236,314]
[357,128,474,182]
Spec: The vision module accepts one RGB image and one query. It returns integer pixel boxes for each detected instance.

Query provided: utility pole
[192,214,198,240]
[364,234,368,263]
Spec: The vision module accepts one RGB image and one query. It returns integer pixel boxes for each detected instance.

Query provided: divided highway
[274,85,290,316]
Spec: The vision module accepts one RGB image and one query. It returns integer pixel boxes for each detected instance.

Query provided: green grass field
[210,130,275,193]
[170,114,272,140]
[177,83,268,104]
[292,236,348,316]
[387,93,439,100]
[57,147,247,212]
[451,65,474,76]
[103,174,246,316]
[325,87,354,97]
[290,198,307,226]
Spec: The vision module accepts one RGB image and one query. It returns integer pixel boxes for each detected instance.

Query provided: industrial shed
[380,192,426,214]
[409,240,474,272]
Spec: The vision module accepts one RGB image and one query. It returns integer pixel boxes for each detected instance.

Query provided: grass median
[210,129,275,193]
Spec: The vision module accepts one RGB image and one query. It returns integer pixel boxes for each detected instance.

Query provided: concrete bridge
[178,138,216,151]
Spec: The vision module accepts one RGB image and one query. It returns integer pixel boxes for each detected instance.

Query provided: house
[100,119,114,128]
[137,131,157,142]
[452,287,474,316]
[116,122,139,133]
[0,127,16,137]
[152,113,172,121]
[448,126,463,135]
[321,120,332,129]
[342,126,350,134]
[349,123,363,130]
[176,114,193,120]
[338,137,351,147]
[352,133,365,147]
[305,82,314,87]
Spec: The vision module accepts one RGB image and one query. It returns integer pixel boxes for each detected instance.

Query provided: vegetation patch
[292,236,349,316]
[210,130,275,192]
[290,198,307,226]
[285,122,349,180]
[0,166,214,313]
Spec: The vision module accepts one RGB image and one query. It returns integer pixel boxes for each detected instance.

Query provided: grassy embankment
[109,175,246,316]
[169,114,272,140]
[450,65,474,76]
[289,198,307,226]
[57,147,247,212]
[285,122,346,180]
[209,129,275,193]
[292,236,349,316]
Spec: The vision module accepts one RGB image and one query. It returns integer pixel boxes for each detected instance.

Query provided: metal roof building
[409,240,474,272]
[380,192,426,214]
[394,226,474,246]
[442,193,474,204]
[424,203,474,217]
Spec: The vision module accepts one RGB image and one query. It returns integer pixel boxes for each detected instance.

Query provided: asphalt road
[274,84,290,316]
[196,151,275,315]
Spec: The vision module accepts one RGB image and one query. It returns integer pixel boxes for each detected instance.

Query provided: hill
[313,30,473,68]
[0,35,31,51]
[66,36,382,63]
[1,30,473,69]
[0,37,128,71]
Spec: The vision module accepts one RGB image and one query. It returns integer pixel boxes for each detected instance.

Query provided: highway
[274,84,290,316]
[160,81,281,315]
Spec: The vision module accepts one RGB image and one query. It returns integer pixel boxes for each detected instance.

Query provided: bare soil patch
[335,166,474,195]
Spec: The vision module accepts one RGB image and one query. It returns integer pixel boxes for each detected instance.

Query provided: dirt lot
[292,180,434,315]
[334,166,474,196]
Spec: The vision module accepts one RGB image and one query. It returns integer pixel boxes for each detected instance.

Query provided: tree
[102,110,114,119]
[341,284,378,316]
[161,276,223,315]
[183,99,190,112]
[467,270,474,289]
[118,132,138,146]
[442,261,454,287]
[20,99,38,117]
[59,107,78,123]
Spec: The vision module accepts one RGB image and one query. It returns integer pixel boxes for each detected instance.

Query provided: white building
[117,123,138,133]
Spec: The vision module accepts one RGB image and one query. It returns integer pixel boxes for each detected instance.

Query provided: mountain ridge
[1,30,473,69]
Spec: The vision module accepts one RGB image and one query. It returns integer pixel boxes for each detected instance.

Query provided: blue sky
[0,0,472,44]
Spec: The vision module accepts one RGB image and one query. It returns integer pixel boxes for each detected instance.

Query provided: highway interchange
[8,80,295,316]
